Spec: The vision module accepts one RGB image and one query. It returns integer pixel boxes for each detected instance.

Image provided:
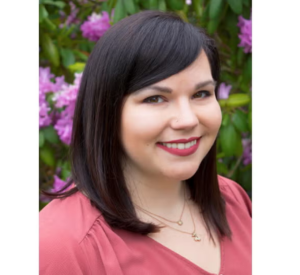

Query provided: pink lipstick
[157,137,201,157]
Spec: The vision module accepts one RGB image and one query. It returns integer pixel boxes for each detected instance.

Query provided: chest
[148,229,221,274]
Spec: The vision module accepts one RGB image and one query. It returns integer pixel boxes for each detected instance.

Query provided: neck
[124,165,188,217]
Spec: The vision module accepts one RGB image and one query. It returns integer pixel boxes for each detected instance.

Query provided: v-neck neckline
[144,234,225,275]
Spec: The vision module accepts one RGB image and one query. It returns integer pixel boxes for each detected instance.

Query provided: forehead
[153,51,213,87]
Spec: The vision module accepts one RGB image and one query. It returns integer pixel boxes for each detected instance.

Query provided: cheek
[120,103,163,150]
[198,101,222,133]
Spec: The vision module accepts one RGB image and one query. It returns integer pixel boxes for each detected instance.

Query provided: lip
[157,137,201,157]
[159,136,200,143]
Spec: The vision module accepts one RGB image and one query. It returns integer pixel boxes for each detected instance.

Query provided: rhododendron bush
[39,0,252,208]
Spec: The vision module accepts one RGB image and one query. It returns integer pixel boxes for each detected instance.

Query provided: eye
[192,90,212,99]
[143,95,164,104]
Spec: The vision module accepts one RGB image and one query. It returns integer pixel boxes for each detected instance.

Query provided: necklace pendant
[192,232,201,242]
[177,220,183,226]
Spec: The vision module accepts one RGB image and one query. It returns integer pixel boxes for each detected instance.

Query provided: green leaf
[217,161,228,175]
[43,1,66,9]
[68,62,86,73]
[207,18,220,35]
[149,0,158,9]
[175,10,189,22]
[61,168,71,181]
[113,0,127,24]
[219,124,239,156]
[39,5,48,23]
[101,2,109,12]
[235,134,243,156]
[242,0,250,7]
[219,93,250,108]
[166,0,184,11]
[107,0,117,15]
[232,109,249,132]
[216,152,225,159]
[124,0,137,14]
[248,110,252,132]
[222,113,230,126]
[192,0,203,17]
[39,131,45,147]
[40,146,56,167]
[41,34,60,67]
[209,0,223,19]
[243,56,252,83]
[60,48,76,68]
[43,126,59,144]
[140,0,150,9]
[237,47,244,66]
[158,0,167,11]
[73,50,88,62]
[42,17,56,31]
[227,0,243,14]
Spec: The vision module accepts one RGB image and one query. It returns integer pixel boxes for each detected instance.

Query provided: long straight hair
[44,10,232,240]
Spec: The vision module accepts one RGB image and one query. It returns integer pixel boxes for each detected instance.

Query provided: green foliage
[227,0,243,14]
[39,0,252,204]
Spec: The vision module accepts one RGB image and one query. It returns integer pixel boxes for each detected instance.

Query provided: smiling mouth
[158,140,197,150]
[156,138,201,156]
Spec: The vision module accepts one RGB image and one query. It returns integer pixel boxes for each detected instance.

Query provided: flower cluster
[186,0,192,5]
[217,82,232,99]
[80,12,111,42]
[39,67,66,128]
[40,175,70,203]
[52,73,82,145]
[237,14,252,53]
[52,175,69,192]
[60,2,80,28]
[242,138,252,165]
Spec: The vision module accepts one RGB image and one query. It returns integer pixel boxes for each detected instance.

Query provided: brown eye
[143,96,164,103]
[192,90,211,99]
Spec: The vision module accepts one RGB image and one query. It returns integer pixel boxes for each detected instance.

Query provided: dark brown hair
[44,10,231,240]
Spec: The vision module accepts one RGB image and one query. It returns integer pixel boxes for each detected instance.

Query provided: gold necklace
[141,200,202,242]
[134,187,186,226]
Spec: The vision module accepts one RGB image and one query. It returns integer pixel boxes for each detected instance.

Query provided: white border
[253,0,300,273]
[0,1,38,274]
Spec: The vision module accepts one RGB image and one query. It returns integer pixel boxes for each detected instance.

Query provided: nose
[170,100,198,130]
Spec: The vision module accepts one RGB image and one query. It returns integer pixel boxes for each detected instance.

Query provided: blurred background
[39,0,252,210]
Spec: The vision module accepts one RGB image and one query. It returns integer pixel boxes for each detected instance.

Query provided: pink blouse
[39,175,252,275]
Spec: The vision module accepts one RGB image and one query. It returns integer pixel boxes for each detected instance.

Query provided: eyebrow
[134,80,217,95]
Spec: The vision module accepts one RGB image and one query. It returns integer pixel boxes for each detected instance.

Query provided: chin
[163,165,199,181]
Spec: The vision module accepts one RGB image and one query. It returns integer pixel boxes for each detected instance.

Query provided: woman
[40,10,251,275]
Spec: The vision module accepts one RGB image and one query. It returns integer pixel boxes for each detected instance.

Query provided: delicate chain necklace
[134,187,186,226]
[138,199,202,242]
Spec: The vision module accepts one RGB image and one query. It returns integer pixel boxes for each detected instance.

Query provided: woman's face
[120,51,222,181]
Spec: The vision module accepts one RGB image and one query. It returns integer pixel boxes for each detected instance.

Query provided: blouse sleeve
[39,225,91,275]
[219,175,252,217]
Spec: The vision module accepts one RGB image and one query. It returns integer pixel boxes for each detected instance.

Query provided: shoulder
[39,191,103,274]
[217,175,252,217]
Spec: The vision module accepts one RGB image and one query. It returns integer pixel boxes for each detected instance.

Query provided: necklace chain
[134,187,186,226]
[137,198,203,242]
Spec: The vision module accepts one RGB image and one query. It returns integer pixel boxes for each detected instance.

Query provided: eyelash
[143,91,212,104]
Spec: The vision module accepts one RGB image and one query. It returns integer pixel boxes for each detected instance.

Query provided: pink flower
[218,83,232,99]
[54,104,75,145]
[39,67,55,93]
[39,67,66,128]
[52,175,69,192]
[80,12,111,42]
[39,99,52,128]
[53,73,81,108]
[242,138,252,165]
[237,14,252,53]
[60,2,80,28]
[52,73,82,144]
